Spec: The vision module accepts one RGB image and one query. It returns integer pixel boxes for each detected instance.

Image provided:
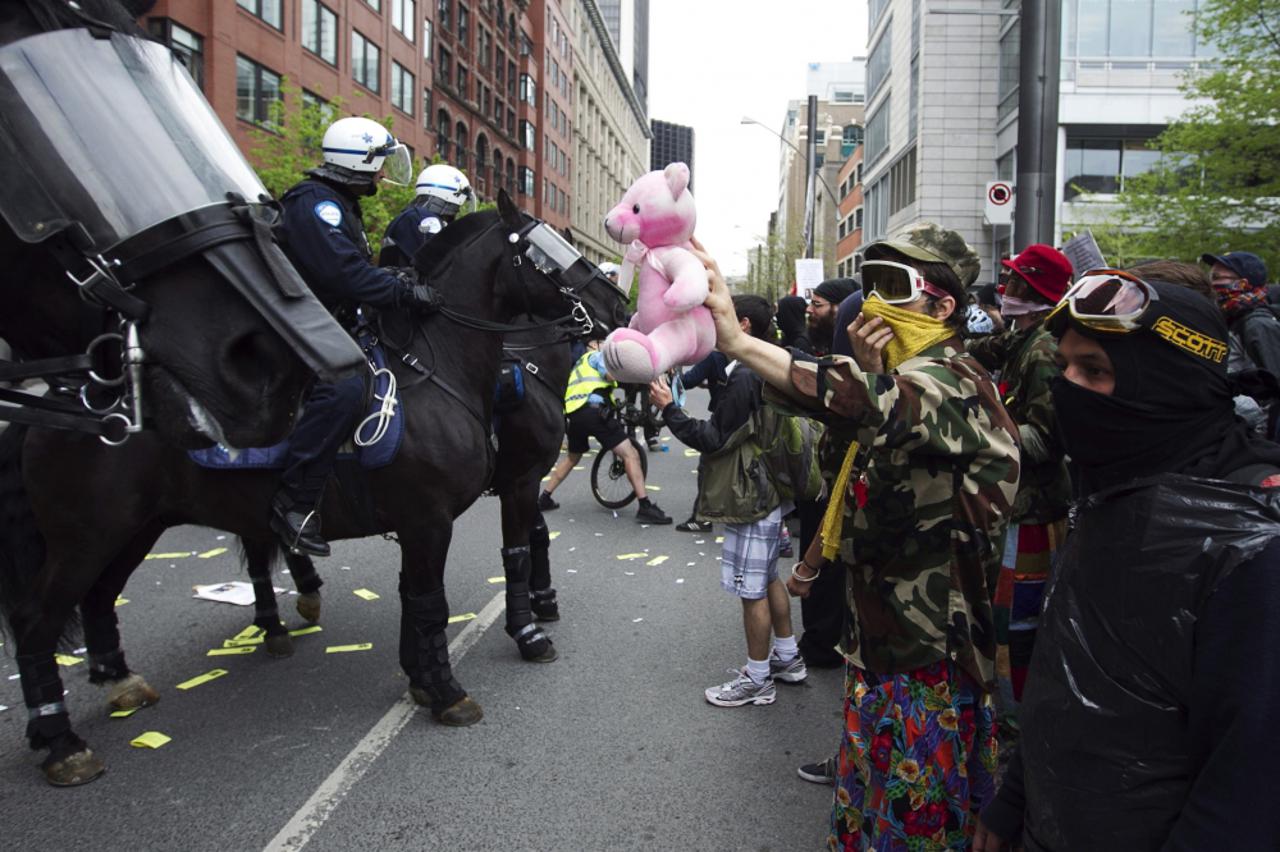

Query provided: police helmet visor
[377,143,413,187]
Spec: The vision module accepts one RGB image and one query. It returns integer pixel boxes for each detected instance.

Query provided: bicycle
[589,396,650,509]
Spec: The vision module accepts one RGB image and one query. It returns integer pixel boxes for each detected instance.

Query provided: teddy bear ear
[663,162,690,199]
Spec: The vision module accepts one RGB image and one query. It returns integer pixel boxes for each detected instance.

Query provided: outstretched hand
[689,236,745,356]
[649,375,674,409]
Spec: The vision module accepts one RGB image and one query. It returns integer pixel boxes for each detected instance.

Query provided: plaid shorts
[720,506,786,600]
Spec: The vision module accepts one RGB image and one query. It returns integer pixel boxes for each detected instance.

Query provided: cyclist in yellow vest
[539,340,672,524]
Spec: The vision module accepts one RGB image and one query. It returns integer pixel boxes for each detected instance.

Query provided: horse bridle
[0,196,289,444]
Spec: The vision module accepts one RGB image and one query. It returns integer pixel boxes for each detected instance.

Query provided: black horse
[0,0,361,448]
[249,323,582,662]
[0,195,626,786]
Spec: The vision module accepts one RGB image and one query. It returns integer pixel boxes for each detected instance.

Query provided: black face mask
[1052,281,1280,493]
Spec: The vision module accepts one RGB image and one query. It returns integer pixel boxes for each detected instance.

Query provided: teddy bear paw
[602,332,659,383]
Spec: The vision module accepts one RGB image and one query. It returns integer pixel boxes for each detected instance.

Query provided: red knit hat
[1002,244,1074,304]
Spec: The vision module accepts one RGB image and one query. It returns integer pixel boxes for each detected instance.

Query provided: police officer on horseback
[378,163,473,268]
[272,116,442,557]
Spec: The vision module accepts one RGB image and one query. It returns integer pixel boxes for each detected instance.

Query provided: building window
[519,73,536,107]
[889,147,918,215]
[855,207,864,229]
[518,166,535,196]
[148,20,205,91]
[302,1,338,65]
[363,0,381,10]
[865,101,890,166]
[422,87,433,129]
[455,121,469,171]
[458,5,470,46]
[437,0,452,31]
[438,46,452,85]
[519,119,536,151]
[391,62,414,115]
[392,0,416,41]
[352,31,381,93]
[237,0,282,30]
[908,55,919,141]
[475,134,489,185]
[832,90,854,104]
[423,18,433,61]
[457,64,468,100]
[506,158,516,193]
[998,24,1019,121]
[841,125,863,157]
[507,108,515,136]
[1063,131,1165,199]
[480,28,492,69]
[867,20,892,99]
[869,0,891,35]
[436,109,451,159]
[235,55,282,127]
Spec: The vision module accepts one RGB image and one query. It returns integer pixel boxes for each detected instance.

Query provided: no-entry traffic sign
[985,181,1015,225]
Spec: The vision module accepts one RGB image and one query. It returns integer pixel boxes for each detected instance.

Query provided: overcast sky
[646,1,869,277]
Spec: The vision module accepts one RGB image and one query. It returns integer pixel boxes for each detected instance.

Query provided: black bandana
[1052,281,1280,493]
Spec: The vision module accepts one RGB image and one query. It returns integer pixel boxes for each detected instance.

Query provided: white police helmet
[320,117,412,186]
[415,164,474,217]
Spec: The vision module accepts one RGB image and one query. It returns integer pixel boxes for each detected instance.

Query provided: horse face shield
[519,223,626,332]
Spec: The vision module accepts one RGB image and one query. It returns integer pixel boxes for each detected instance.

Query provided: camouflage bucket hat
[867,222,982,288]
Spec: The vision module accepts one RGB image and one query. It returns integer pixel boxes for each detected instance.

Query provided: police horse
[0,196,627,786]
[249,317,582,662]
[0,0,363,449]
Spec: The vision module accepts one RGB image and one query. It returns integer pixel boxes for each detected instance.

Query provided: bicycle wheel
[590,437,648,509]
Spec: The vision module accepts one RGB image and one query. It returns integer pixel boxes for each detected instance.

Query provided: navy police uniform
[378,204,446,268]
[275,177,413,527]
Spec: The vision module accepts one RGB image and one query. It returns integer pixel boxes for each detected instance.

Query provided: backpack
[752,404,825,502]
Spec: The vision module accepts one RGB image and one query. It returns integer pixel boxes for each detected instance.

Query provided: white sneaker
[770,649,808,684]
[704,669,776,707]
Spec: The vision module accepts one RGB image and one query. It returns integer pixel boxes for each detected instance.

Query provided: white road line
[263,591,507,852]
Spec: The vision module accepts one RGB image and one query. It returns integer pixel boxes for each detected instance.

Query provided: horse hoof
[106,673,159,712]
[411,689,484,727]
[296,591,322,623]
[264,634,295,658]
[43,749,105,787]
[522,643,558,663]
[517,634,558,663]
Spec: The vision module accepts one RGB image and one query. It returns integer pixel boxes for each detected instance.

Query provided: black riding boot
[502,546,556,661]
[270,489,330,557]
[529,518,559,622]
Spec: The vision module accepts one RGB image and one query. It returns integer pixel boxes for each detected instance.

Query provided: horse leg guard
[502,546,557,663]
[400,589,482,726]
[18,653,104,786]
[249,563,293,658]
[286,553,323,624]
[529,520,560,622]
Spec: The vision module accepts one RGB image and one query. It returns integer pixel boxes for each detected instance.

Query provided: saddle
[188,339,404,471]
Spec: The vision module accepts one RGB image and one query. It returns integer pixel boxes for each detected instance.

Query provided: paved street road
[0,400,843,851]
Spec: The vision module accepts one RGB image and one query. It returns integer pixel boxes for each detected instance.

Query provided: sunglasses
[861,260,949,305]
[1045,268,1158,334]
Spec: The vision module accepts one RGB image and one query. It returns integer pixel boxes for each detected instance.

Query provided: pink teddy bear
[601,162,715,383]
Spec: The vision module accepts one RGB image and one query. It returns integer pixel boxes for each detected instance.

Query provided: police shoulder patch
[314,200,343,228]
[419,216,443,235]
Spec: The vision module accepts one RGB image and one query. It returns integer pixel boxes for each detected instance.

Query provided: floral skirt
[828,660,997,851]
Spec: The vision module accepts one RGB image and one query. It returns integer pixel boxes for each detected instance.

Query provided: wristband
[791,561,820,582]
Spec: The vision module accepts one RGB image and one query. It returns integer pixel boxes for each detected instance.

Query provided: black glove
[407,283,445,314]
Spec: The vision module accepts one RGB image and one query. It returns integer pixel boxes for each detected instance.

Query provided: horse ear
[663,162,690,198]
[496,189,523,229]
[121,0,159,16]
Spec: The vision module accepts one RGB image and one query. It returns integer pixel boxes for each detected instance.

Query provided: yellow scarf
[857,294,954,372]
[817,296,953,559]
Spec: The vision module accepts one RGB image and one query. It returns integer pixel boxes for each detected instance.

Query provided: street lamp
[740,116,842,208]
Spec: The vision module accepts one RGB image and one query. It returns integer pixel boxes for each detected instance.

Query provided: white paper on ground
[192,581,285,607]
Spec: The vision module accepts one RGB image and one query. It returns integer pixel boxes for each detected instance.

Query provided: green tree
[1109,0,1280,274]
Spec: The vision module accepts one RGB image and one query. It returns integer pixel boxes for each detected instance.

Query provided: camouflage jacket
[967,324,1071,524]
[789,340,1020,688]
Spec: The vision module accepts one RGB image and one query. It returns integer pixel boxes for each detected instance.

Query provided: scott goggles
[1045,269,1158,335]
[860,260,949,305]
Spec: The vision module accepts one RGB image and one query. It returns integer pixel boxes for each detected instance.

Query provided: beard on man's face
[807,311,834,342]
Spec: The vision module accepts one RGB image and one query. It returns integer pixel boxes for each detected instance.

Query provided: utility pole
[1014,0,1061,247]
[803,94,818,259]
